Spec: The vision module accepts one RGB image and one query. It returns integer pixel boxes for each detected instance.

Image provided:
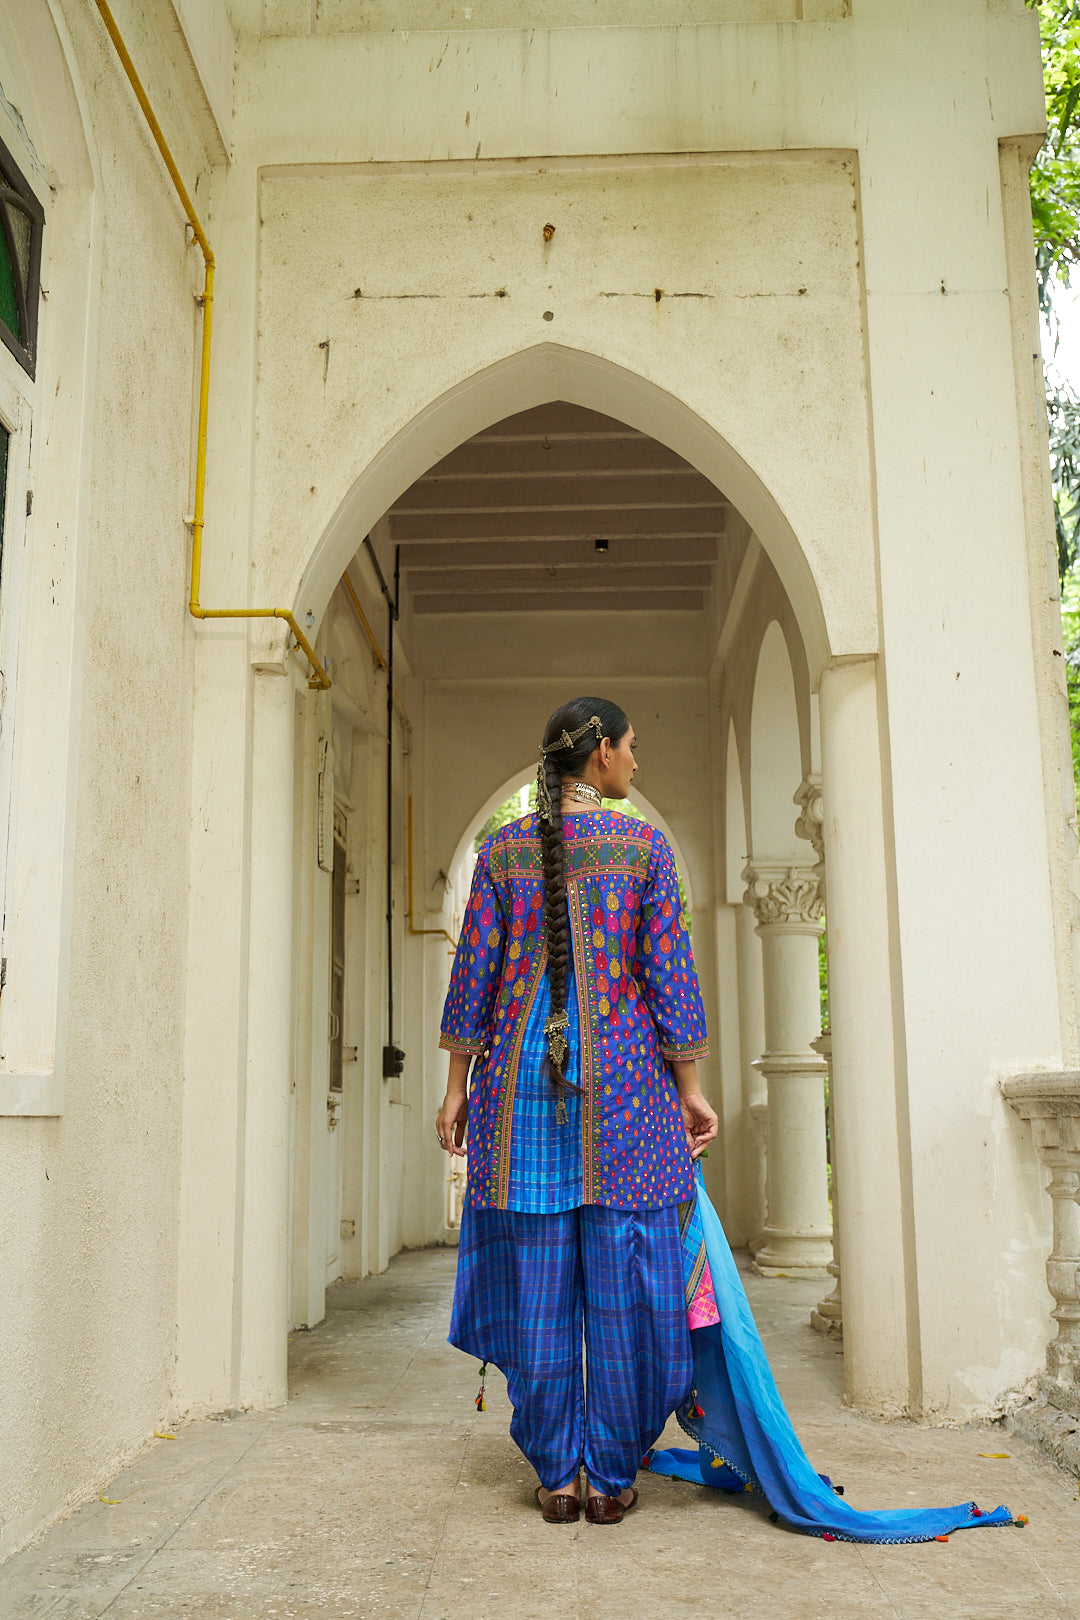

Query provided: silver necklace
[561,779,602,807]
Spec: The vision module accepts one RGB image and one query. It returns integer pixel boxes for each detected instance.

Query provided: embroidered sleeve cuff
[438,1035,488,1056]
[660,1040,710,1062]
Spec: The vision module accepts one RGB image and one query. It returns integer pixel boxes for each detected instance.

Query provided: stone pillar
[1002,1074,1080,1460]
[236,668,298,1408]
[792,781,843,1335]
[743,861,832,1273]
[736,901,768,1251]
[809,1030,843,1336]
[818,656,911,1414]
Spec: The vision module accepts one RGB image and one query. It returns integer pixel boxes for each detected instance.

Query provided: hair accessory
[536,715,605,823]
[536,755,554,824]
[544,1008,570,1068]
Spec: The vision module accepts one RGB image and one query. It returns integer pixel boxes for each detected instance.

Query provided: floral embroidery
[440,810,710,1210]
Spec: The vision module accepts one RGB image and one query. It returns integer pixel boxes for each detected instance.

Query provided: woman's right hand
[435,1089,469,1156]
[436,1050,472,1157]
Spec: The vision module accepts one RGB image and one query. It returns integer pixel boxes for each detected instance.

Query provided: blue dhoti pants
[449,1203,693,1496]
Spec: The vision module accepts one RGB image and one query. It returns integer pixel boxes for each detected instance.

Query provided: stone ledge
[1009,1398,1080,1477]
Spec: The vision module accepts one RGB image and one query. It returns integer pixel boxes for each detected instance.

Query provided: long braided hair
[537,697,630,1108]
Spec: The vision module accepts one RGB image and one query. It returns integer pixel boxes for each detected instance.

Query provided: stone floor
[3,1249,1079,1620]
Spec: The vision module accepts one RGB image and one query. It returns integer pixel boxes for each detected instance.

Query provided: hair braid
[536,696,630,1105]
[539,753,574,1099]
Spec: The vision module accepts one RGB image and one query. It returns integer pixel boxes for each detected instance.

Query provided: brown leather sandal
[536,1486,581,1523]
[585,1488,638,1525]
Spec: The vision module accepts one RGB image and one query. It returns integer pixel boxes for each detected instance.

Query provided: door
[325,805,347,1280]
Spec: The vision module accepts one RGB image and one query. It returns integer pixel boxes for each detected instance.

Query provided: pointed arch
[296,343,832,680]
[725,719,748,905]
[749,621,804,861]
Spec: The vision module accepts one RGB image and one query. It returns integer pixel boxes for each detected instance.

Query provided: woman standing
[435,696,718,1524]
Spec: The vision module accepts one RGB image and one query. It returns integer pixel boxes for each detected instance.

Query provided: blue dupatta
[648,1165,1015,1543]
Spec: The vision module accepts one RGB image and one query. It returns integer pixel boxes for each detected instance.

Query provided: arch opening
[297,344,832,683]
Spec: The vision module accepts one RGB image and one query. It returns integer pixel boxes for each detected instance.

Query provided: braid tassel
[475,1361,487,1412]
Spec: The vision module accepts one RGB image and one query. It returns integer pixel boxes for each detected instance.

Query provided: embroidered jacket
[440,809,709,1210]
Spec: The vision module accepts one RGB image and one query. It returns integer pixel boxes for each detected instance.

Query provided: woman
[435,698,1017,1543]
[435,696,718,1524]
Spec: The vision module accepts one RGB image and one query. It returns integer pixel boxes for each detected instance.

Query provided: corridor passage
[4,1251,1079,1620]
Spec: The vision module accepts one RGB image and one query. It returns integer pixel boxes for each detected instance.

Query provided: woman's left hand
[679,1091,718,1160]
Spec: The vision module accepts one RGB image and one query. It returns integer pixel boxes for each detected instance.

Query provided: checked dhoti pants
[449,1203,693,1496]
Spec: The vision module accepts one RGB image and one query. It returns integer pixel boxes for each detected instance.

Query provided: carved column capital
[741,861,824,933]
[793,775,825,874]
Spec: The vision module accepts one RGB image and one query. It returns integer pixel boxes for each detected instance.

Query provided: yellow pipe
[407,795,457,947]
[341,571,387,673]
[340,571,415,732]
[93,0,331,691]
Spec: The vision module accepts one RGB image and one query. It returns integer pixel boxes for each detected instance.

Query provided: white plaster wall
[0,0,203,1558]
[254,157,873,665]
[259,0,848,32]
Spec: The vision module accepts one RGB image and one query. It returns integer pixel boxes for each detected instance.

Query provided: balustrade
[1001,1073,1080,1429]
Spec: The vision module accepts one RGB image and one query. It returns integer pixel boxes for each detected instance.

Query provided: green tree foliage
[1028,4,1080,804]
[1030,3,1080,580]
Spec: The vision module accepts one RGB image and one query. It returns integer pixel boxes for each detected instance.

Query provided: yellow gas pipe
[407,796,457,948]
[340,570,415,735]
[93,0,330,691]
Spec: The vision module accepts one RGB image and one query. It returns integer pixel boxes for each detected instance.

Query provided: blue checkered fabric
[450,1201,693,1494]
[504,956,583,1212]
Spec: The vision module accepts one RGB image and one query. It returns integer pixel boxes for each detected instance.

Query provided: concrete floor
[3,1250,1079,1620]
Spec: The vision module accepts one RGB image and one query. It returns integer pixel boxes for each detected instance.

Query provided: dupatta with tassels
[646,1164,1016,1543]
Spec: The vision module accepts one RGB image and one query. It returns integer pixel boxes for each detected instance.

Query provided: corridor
[3,1251,1078,1620]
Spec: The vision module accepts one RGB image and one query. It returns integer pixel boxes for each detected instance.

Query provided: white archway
[749,621,806,861]
[297,344,832,681]
[445,763,698,918]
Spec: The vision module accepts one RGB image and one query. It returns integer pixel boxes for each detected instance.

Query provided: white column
[735,901,768,1250]
[743,862,832,1273]
[793,780,844,1338]
[236,668,298,1407]
[809,1031,843,1337]
[176,161,261,1415]
[819,656,911,1413]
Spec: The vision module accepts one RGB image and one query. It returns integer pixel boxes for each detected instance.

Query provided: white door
[325,807,347,1281]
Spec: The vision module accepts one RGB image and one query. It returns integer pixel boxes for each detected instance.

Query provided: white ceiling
[391,403,727,616]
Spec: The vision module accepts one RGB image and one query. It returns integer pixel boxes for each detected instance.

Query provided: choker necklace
[562,780,602,807]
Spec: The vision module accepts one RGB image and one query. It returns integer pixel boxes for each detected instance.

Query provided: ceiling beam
[397,537,720,569]
[413,588,704,615]
[390,508,724,541]
[420,440,694,479]
[405,564,711,593]
[393,473,719,514]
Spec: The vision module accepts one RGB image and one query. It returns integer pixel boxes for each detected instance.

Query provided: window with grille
[0,135,43,379]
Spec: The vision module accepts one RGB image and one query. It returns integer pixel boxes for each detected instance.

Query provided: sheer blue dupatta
[647,1165,1015,1543]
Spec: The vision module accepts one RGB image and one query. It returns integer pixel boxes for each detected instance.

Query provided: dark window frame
[0,134,43,379]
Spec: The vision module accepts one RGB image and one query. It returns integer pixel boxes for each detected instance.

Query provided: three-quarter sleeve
[635,830,709,1061]
[439,836,508,1056]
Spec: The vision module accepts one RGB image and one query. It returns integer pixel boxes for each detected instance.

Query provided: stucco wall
[255,156,875,664]
[0,0,201,1559]
[257,0,848,31]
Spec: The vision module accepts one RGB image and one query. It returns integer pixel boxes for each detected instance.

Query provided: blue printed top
[439,809,709,1211]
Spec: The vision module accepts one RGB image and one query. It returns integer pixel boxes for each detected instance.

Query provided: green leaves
[1030,3,1080,598]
